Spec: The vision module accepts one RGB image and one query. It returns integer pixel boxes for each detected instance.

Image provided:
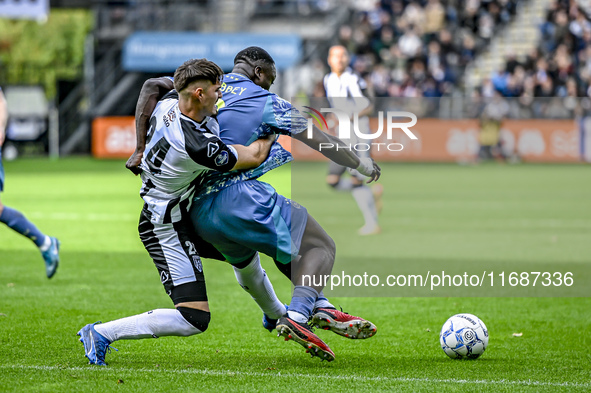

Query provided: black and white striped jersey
[323,67,368,100]
[323,68,372,143]
[323,67,371,117]
[139,91,238,224]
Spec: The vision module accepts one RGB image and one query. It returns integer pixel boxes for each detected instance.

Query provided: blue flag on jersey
[193,73,307,200]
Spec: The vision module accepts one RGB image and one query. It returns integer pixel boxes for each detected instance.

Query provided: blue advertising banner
[0,0,48,20]
[122,32,302,72]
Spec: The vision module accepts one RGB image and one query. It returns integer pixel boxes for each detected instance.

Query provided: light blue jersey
[188,73,310,264]
[192,73,307,200]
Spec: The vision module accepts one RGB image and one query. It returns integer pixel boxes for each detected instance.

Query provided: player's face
[203,81,222,116]
[328,46,349,74]
[256,64,276,91]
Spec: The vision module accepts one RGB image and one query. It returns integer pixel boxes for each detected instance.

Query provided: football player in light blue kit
[0,87,60,278]
[127,48,381,361]
[190,47,380,361]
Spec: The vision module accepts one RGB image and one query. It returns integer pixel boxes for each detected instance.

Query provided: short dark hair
[173,58,223,92]
[233,46,275,67]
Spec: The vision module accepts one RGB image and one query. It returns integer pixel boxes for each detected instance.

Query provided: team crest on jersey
[215,150,229,166]
[207,142,220,157]
[192,255,203,272]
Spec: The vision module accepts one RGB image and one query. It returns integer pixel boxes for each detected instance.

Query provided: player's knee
[351,178,363,187]
[177,307,211,333]
[232,252,257,270]
[312,232,336,264]
[326,175,339,187]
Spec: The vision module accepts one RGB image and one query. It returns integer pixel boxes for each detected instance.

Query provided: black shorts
[138,207,223,304]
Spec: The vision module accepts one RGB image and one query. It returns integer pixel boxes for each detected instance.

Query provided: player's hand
[366,160,381,183]
[125,151,143,175]
[356,157,381,183]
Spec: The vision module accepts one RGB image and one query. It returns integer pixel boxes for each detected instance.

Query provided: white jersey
[323,67,371,111]
[323,68,371,143]
[140,91,238,224]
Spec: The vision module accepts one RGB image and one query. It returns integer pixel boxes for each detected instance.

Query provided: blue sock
[0,207,46,247]
[288,286,318,323]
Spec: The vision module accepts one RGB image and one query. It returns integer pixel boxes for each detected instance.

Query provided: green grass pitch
[0,158,590,392]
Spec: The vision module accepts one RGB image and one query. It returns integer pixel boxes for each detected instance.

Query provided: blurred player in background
[478,91,509,162]
[323,45,382,236]
[0,87,60,278]
[78,59,276,366]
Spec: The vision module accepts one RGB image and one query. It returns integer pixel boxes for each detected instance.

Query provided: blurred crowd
[483,0,591,102]
[331,0,523,98]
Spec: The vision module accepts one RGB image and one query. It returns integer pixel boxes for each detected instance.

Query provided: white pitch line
[2,364,589,388]
[26,212,138,222]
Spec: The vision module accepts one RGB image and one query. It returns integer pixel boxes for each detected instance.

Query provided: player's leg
[350,151,380,236]
[77,212,210,366]
[192,180,322,312]
[327,158,380,235]
[230,251,286,323]
[191,188,287,324]
[0,159,60,278]
[326,162,350,190]
[191,181,335,360]
[273,213,337,361]
[272,223,377,340]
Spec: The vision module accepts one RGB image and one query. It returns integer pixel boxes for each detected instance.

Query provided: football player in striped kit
[77,59,276,366]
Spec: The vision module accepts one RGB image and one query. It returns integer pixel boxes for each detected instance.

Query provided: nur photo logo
[303,106,418,152]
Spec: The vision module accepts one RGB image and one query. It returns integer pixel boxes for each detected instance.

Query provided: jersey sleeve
[349,73,369,97]
[180,118,238,172]
[349,74,371,111]
[260,94,307,136]
[161,90,179,102]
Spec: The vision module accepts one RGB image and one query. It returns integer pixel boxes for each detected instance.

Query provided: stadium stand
[482,0,591,98]
[319,0,524,98]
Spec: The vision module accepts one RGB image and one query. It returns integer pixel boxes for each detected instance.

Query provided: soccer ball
[440,313,488,359]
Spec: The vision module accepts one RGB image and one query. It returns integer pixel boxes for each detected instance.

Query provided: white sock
[352,186,378,227]
[234,253,286,319]
[287,310,308,324]
[314,291,334,309]
[39,235,51,252]
[94,309,201,342]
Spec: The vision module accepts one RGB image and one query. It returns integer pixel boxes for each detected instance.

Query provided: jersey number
[185,241,197,255]
[145,116,157,145]
[145,137,171,175]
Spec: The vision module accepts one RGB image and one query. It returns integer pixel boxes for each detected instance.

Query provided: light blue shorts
[189,180,308,264]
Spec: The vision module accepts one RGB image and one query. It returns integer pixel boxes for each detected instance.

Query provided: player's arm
[126,77,174,174]
[293,126,380,183]
[352,74,374,118]
[0,89,7,147]
[268,94,380,182]
[183,120,274,173]
[229,135,275,170]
